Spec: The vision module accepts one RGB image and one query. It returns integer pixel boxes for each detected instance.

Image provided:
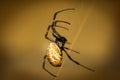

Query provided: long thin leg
[52,27,62,38]
[45,25,62,41]
[52,32,60,39]
[42,55,57,77]
[54,20,71,25]
[51,20,71,39]
[45,25,54,42]
[66,41,72,45]
[51,24,69,39]
[55,25,69,30]
[53,8,75,20]
[63,49,95,72]
[64,47,80,54]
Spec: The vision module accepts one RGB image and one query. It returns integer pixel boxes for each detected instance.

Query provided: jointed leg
[42,55,57,77]
[45,25,63,42]
[51,23,69,39]
[51,19,71,39]
[53,20,70,31]
[53,8,75,20]
[52,27,62,39]
[52,20,70,38]
[64,47,80,54]
[63,49,80,65]
[63,49,95,72]
[45,25,54,42]
[55,25,69,30]
[52,32,60,39]
[54,20,71,25]
[66,41,72,45]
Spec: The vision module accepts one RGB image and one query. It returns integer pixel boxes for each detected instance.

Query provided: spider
[43,8,95,77]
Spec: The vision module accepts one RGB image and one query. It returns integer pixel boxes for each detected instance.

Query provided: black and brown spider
[43,8,95,77]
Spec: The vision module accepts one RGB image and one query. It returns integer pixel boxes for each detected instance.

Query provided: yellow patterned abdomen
[47,43,62,67]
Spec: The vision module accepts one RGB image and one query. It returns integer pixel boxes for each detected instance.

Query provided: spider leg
[45,25,62,41]
[52,26,62,39]
[51,23,70,39]
[63,49,80,65]
[51,24,70,39]
[54,20,71,25]
[52,32,60,39]
[64,47,80,54]
[66,41,72,45]
[45,25,55,42]
[55,25,69,30]
[51,20,71,39]
[53,8,75,20]
[63,49,95,72]
[42,55,57,77]
[53,20,70,31]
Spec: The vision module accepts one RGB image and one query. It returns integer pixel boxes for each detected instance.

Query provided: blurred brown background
[0,0,120,80]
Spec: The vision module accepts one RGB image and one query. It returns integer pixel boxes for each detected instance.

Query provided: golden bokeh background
[0,0,120,80]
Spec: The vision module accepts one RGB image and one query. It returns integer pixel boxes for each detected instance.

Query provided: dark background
[0,0,120,80]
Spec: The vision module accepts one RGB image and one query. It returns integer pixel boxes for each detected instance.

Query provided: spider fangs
[42,8,95,77]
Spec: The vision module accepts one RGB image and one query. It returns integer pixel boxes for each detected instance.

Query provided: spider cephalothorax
[55,36,67,48]
[43,8,95,77]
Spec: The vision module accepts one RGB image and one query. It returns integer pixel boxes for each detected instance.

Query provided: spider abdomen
[47,43,62,67]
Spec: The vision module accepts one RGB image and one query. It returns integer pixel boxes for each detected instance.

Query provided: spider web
[53,3,95,80]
